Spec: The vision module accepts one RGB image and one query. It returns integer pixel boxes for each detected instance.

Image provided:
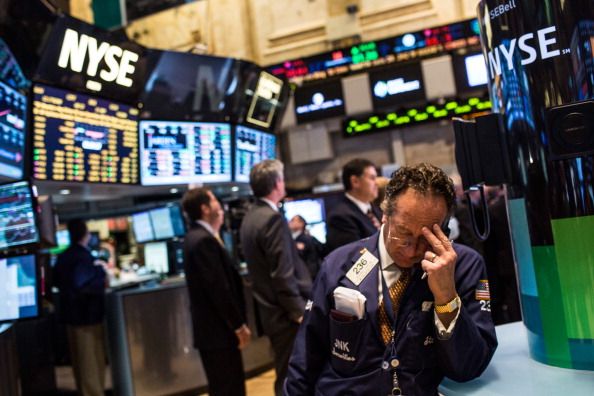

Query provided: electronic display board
[234,125,276,183]
[149,205,185,240]
[139,120,232,185]
[0,80,27,179]
[31,84,139,184]
[369,62,426,110]
[294,79,345,124]
[245,71,284,130]
[144,241,169,274]
[0,254,38,323]
[0,181,39,250]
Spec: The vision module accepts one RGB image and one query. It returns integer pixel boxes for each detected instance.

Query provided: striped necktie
[378,267,411,345]
[366,208,381,230]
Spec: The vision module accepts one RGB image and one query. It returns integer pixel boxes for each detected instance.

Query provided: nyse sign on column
[57,28,139,91]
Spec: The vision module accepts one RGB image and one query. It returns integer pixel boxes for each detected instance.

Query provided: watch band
[435,295,461,314]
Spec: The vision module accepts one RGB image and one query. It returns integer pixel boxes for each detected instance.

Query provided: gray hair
[249,159,284,198]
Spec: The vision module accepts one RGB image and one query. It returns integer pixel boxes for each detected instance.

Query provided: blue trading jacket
[284,232,497,396]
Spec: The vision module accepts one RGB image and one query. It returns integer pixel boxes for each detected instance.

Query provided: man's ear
[350,174,360,189]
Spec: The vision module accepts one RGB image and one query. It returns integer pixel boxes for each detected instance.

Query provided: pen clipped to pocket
[332,286,367,321]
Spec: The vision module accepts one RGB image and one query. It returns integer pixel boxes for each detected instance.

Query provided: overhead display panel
[234,125,276,183]
[245,71,285,130]
[139,120,232,185]
[294,79,345,124]
[31,84,139,184]
[35,15,148,104]
[0,80,27,180]
[452,52,489,94]
[369,62,426,110]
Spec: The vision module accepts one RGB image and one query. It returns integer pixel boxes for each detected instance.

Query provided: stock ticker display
[235,125,276,183]
[0,80,27,179]
[139,121,232,185]
[31,84,139,184]
[0,181,39,250]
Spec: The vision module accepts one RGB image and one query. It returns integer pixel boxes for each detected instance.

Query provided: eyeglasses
[386,220,429,249]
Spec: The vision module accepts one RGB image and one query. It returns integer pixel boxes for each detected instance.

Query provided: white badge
[346,249,379,286]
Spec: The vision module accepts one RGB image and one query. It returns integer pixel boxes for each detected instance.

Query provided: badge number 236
[353,259,367,275]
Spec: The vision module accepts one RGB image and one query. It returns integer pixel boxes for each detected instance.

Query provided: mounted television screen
[143,241,169,274]
[294,79,345,124]
[132,211,154,243]
[0,80,27,180]
[31,84,139,184]
[0,254,38,322]
[453,52,489,94]
[369,62,426,110]
[283,197,327,244]
[0,181,39,250]
[234,125,276,183]
[140,51,243,122]
[245,71,285,130]
[139,120,232,185]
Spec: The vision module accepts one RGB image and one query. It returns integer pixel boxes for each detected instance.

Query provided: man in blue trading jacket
[54,219,107,396]
[285,163,497,395]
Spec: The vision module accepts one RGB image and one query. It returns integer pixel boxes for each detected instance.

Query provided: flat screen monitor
[49,229,70,255]
[245,71,284,130]
[31,84,139,184]
[369,62,426,110]
[0,80,27,179]
[139,120,232,185]
[143,241,169,274]
[0,181,39,250]
[149,205,185,240]
[453,52,489,94]
[294,79,345,124]
[131,211,154,243]
[234,125,276,183]
[283,197,327,244]
[0,254,38,322]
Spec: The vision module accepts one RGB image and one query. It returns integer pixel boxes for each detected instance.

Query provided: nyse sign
[57,28,140,91]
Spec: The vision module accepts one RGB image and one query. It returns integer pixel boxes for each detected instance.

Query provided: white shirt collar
[261,198,279,212]
[196,220,216,237]
[378,224,395,270]
[345,192,371,215]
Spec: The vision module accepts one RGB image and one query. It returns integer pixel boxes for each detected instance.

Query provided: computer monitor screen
[31,84,139,184]
[0,181,39,250]
[0,80,26,179]
[139,120,232,185]
[131,211,154,243]
[49,228,70,255]
[283,197,327,244]
[0,254,38,322]
[149,205,185,240]
[143,241,169,274]
[234,125,276,183]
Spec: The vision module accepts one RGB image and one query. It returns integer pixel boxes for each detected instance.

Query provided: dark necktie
[378,267,411,345]
[366,208,381,230]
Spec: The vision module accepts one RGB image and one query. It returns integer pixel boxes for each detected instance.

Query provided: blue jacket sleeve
[436,247,498,381]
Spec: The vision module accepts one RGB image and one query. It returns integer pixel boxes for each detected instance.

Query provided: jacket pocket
[328,314,368,375]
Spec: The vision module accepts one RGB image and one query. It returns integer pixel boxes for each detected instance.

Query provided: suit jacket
[325,195,382,255]
[183,223,246,350]
[285,233,497,395]
[239,199,312,336]
[295,232,323,280]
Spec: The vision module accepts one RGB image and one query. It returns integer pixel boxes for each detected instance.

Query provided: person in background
[288,214,324,280]
[240,159,312,396]
[373,175,390,209]
[325,158,382,255]
[285,163,497,395]
[53,219,107,396]
[181,187,250,396]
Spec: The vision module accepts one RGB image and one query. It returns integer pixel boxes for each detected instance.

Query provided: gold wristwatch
[435,295,461,314]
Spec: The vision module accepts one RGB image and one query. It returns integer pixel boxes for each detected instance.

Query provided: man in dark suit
[326,158,381,254]
[239,159,312,396]
[288,214,324,280]
[181,188,251,396]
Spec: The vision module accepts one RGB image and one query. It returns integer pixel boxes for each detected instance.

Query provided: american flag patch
[475,279,491,300]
